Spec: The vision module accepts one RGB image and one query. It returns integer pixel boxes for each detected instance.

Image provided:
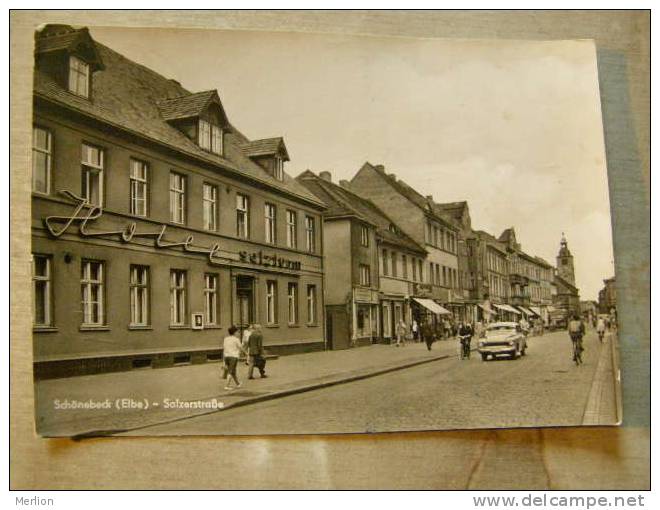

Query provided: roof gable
[35,25,104,70]
[157,90,229,126]
[242,137,290,162]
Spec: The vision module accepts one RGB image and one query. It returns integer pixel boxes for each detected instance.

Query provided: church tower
[556,233,575,286]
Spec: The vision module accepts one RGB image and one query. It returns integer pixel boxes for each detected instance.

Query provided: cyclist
[567,314,586,365]
[596,316,606,343]
[457,321,473,360]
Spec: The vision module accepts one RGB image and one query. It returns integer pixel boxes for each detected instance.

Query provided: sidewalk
[582,330,620,425]
[36,339,461,437]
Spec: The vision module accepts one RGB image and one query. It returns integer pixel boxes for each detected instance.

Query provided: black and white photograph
[26,21,625,438]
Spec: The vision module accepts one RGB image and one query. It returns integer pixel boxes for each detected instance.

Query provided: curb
[74,350,456,438]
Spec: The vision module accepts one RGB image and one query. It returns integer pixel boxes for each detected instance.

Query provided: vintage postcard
[29,24,619,437]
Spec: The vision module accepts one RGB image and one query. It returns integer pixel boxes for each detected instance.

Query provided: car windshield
[487,325,516,332]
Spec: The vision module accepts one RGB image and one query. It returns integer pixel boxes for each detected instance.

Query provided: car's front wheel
[481,352,488,361]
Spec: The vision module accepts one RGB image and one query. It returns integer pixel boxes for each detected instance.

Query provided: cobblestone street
[134,329,617,435]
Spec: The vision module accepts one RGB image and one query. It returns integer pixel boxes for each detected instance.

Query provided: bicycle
[458,334,471,360]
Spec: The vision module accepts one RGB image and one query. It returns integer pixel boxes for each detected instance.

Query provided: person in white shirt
[223,326,245,390]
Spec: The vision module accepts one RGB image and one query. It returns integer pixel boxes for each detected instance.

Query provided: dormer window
[198,119,223,155]
[68,55,90,98]
[275,157,284,181]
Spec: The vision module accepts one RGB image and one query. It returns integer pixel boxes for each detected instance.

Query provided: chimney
[374,164,385,173]
[319,171,332,182]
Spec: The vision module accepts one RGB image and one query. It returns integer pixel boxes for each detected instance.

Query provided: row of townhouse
[297,164,580,346]
[29,25,582,378]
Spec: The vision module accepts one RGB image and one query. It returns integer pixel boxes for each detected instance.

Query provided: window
[429,262,434,284]
[382,249,388,276]
[412,257,417,281]
[305,216,316,253]
[236,194,250,238]
[265,203,277,244]
[359,264,371,286]
[129,159,148,217]
[287,283,298,324]
[81,144,104,207]
[391,251,397,278]
[286,210,298,248]
[169,172,186,224]
[274,157,284,181]
[198,119,211,150]
[198,120,223,155]
[402,255,408,279]
[435,264,440,286]
[203,183,218,231]
[68,55,89,98]
[442,266,447,286]
[81,260,104,326]
[170,270,187,326]
[307,285,317,325]
[204,273,218,325]
[32,127,51,194]
[32,255,52,327]
[360,225,369,247]
[266,281,278,325]
[433,226,439,247]
[211,125,223,155]
[129,265,149,326]
[418,259,423,283]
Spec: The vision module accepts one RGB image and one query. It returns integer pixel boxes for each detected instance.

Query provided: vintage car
[478,321,527,361]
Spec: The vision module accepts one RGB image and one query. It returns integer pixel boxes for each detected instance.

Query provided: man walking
[246,324,267,379]
[395,319,407,347]
[421,319,435,351]
[223,325,245,390]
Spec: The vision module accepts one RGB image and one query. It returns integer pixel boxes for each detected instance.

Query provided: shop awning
[493,303,521,315]
[547,306,557,313]
[529,306,542,316]
[413,298,452,315]
[518,306,536,316]
[478,304,497,315]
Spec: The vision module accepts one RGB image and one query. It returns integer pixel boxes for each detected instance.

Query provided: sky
[90,26,614,301]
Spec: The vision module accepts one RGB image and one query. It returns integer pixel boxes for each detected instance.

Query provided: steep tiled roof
[157,90,220,121]
[296,171,426,254]
[360,162,460,230]
[33,26,322,208]
[432,201,468,221]
[555,274,579,294]
[242,137,289,161]
[35,25,104,70]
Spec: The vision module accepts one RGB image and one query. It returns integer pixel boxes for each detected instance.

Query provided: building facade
[31,25,326,378]
[598,277,617,316]
[297,170,427,347]
[552,236,580,324]
[347,163,460,324]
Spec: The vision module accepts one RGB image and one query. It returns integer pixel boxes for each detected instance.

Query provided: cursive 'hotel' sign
[44,190,301,271]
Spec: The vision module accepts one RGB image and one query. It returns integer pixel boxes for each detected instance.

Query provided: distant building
[348,162,464,323]
[552,235,580,324]
[297,170,427,348]
[598,277,617,316]
[580,300,599,322]
[499,228,554,324]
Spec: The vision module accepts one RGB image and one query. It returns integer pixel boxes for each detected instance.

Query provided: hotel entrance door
[236,276,254,328]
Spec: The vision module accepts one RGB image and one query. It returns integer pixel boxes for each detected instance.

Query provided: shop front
[352,287,380,346]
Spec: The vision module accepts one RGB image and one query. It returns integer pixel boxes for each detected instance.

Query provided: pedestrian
[246,323,267,379]
[421,320,435,351]
[443,317,452,340]
[412,319,419,342]
[223,325,245,390]
[395,319,407,347]
[241,325,253,365]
